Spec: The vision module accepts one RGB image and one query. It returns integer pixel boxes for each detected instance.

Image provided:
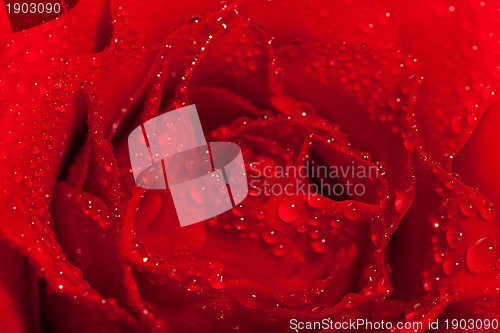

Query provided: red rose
[1,0,500,332]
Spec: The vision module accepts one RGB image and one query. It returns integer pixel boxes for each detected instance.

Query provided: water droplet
[208,268,227,289]
[29,216,43,231]
[277,197,301,223]
[400,75,416,95]
[22,174,33,189]
[104,160,114,173]
[459,202,474,217]
[481,85,496,100]
[395,188,412,214]
[29,76,47,97]
[405,299,431,322]
[2,40,17,57]
[247,61,257,71]
[13,80,25,95]
[467,236,498,273]
[232,285,273,309]
[185,278,200,292]
[308,216,319,227]
[377,277,392,294]
[237,33,248,44]
[21,47,36,63]
[7,193,25,216]
[190,184,207,204]
[478,200,494,220]
[5,63,17,75]
[311,239,327,253]
[388,97,402,111]
[31,144,40,155]
[404,131,417,150]
[9,166,23,183]
[443,254,461,276]
[0,141,6,161]
[422,272,439,291]
[446,224,465,250]
[16,135,28,150]
[262,230,278,244]
[307,193,323,208]
[461,43,479,58]
[272,243,286,256]
[232,206,244,216]
[273,67,284,80]
[344,202,361,220]
[357,20,375,34]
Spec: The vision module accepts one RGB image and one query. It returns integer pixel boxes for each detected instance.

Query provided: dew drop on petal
[29,216,43,231]
[16,135,28,150]
[308,216,319,227]
[446,224,465,250]
[233,286,273,310]
[442,254,461,276]
[377,277,392,294]
[297,225,306,233]
[190,185,207,204]
[21,47,36,63]
[7,193,25,216]
[311,239,327,253]
[277,197,301,223]
[405,300,431,322]
[394,188,412,214]
[262,230,278,244]
[307,193,322,208]
[404,131,417,151]
[459,202,474,217]
[2,40,17,57]
[478,200,494,220]
[9,166,23,183]
[0,141,7,160]
[208,268,227,290]
[344,202,361,220]
[272,243,286,257]
[185,278,200,292]
[5,62,17,75]
[467,237,498,273]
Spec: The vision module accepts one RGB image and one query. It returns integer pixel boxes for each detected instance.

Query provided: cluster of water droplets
[404,158,500,312]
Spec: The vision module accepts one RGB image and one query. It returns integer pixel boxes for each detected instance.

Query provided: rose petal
[109,0,229,43]
[187,18,272,109]
[389,0,500,166]
[245,0,400,48]
[388,152,500,330]
[274,42,420,270]
[40,284,135,333]
[453,101,500,218]
[0,240,36,333]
